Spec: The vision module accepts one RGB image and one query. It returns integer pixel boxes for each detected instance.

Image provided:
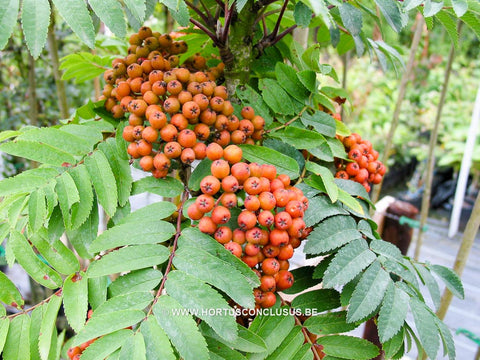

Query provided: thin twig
[199,0,215,24]
[270,24,297,46]
[6,289,62,319]
[189,18,222,46]
[147,190,189,316]
[186,1,212,26]
[270,0,290,39]
[262,17,268,37]
[222,3,235,43]
[264,105,308,133]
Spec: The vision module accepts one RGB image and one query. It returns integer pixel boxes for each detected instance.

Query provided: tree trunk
[223,0,257,95]
[413,25,459,260]
[370,15,424,205]
[47,9,69,120]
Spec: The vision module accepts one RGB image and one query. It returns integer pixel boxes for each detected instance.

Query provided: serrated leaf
[200,323,267,353]
[0,167,58,197]
[297,70,317,93]
[435,11,459,48]
[269,127,326,150]
[207,336,247,360]
[265,326,304,360]
[335,178,374,207]
[141,316,175,360]
[304,169,338,203]
[66,196,98,259]
[280,266,318,295]
[304,215,362,255]
[294,2,313,27]
[323,239,376,288]
[51,0,95,48]
[300,111,336,137]
[118,332,146,360]
[132,176,184,197]
[262,138,305,171]
[0,317,9,354]
[424,0,444,16]
[108,269,163,297]
[0,0,20,50]
[370,239,402,260]
[383,327,405,359]
[410,298,440,359]
[166,270,237,342]
[98,139,132,207]
[304,311,359,335]
[179,228,260,288]
[339,3,363,36]
[80,329,133,360]
[85,150,118,217]
[88,0,126,38]
[73,310,145,346]
[248,311,295,360]
[69,164,94,229]
[304,0,333,28]
[374,0,403,32]
[154,295,209,360]
[414,263,441,310]
[21,0,50,58]
[347,261,391,322]
[89,220,175,253]
[337,189,365,215]
[303,195,347,227]
[28,188,46,232]
[30,230,79,274]
[124,0,146,22]
[18,127,93,156]
[38,293,62,360]
[87,244,170,277]
[88,276,108,310]
[60,53,113,83]
[275,63,310,102]
[434,317,455,360]
[258,78,303,115]
[317,335,379,359]
[94,292,153,316]
[0,270,24,308]
[63,272,88,333]
[239,144,300,179]
[235,84,273,126]
[291,289,341,313]
[2,314,30,360]
[173,245,254,308]
[55,171,80,229]
[429,264,464,299]
[9,230,62,288]
[61,123,103,148]
[292,343,314,360]
[188,158,213,191]
[452,0,468,16]
[0,139,76,166]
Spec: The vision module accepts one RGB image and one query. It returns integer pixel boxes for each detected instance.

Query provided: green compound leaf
[87,244,170,277]
[52,0,95,48]
[0,0,20,50]
[347,261,391,323]
[2,313,30,360]
[63,272,89,333]
[378,283,409,343]
[21,0,50,59]
[154,295,209,360]
[317,335,379,359]
[140,316,176,360]
[88,0,126,38]
[323,239,376,288]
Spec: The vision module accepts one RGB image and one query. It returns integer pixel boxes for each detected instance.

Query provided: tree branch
[189,18,223,46]
[186,1,212,26]
[222,3,235,44]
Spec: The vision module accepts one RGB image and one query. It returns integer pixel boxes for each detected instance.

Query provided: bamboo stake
[47,8,69,120]
[436,190,480,321]
[413,23,460,261]
[370,15,425,205]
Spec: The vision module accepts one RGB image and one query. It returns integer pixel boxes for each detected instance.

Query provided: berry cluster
[187,145,309,308]
[335,133,386,192]
[101,26,265,178]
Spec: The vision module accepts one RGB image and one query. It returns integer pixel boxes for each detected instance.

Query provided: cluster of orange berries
[100,26,265,178]
[187,145,309,308]
[335,133,386,192]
